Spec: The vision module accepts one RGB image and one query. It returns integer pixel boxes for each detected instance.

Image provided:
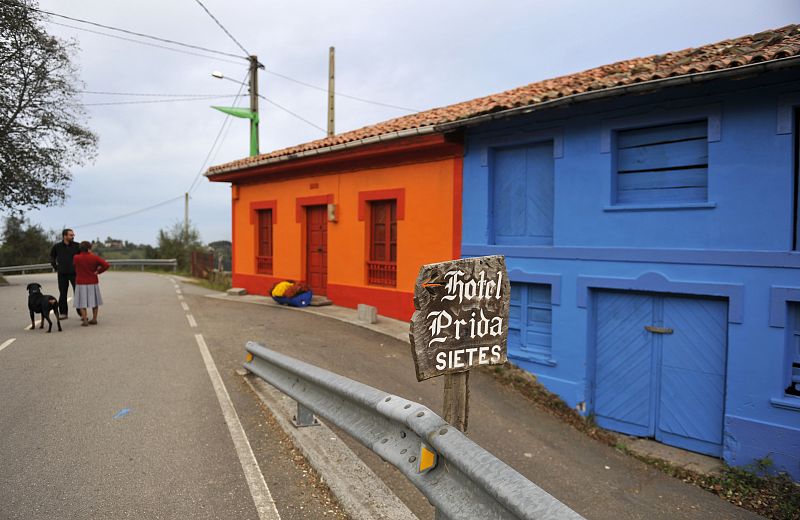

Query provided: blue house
[452,26,800,478]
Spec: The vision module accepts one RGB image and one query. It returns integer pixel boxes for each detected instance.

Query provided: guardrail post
[291,402,319,428]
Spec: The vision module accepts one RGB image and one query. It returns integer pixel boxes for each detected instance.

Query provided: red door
[306,205,327,295]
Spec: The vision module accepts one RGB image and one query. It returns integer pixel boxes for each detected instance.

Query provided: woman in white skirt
[73,241,110,326]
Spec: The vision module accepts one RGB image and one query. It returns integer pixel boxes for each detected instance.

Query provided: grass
[484,362,800,520]
[181,271,232,292]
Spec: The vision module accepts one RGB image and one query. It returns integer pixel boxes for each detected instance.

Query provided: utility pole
[248,55,260,155]
[184,192,189,239]
[327,46,335,137]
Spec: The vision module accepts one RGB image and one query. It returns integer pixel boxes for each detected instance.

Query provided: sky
[18,0,800,246]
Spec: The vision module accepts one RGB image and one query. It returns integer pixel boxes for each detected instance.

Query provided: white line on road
[186,314,197,328]
[178,295,184,301]
[194,334,280,520]
[0,338,17,353]
[181,302,189,311]
[176,289,182,295]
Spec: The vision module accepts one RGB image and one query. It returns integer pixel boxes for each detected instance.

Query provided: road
[1,271,765,520]
[0,272,346,520]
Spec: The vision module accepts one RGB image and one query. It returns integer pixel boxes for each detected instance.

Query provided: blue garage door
[594,291,728,457]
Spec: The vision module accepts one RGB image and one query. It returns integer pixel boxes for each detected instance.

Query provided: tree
[0,215,52,266]
[0,0,97,212]
[157,221,204,271]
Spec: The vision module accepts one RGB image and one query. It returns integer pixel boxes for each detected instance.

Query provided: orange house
[206,130,463,321]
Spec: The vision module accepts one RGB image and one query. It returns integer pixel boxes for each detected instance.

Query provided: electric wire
[74,76,246,227]
[80,90,238,97]
[82,95,241,106]
[258,94,327,134]
[46,20,245,66]
[266,69,418,112]
[188,71,249,193]
[74,196,184,229]
[192,0,250,57]
[4,0,248,60]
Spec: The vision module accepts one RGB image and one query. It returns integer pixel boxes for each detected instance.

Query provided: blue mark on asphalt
[113,408,131,419]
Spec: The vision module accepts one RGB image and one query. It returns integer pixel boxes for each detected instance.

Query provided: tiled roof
[209,24,800,174]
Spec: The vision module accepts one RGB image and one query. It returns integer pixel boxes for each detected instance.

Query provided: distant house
[208,25,800,478]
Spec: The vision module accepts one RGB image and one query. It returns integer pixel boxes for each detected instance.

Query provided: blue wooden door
[594,291,727,457]
[594,292,655,437]
[657,297,727,456]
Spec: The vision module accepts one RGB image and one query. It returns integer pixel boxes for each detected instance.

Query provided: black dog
[26,283,62,333]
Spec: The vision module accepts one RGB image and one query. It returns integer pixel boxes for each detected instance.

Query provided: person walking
[73,241,110,326]
[50,228,80,319]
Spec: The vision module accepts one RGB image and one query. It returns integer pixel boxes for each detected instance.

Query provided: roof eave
[435,55,800,132]
[206,125,438,178]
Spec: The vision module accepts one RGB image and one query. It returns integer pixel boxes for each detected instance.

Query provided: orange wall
[231,157,460,319]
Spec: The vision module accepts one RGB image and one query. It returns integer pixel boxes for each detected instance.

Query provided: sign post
[410,255,510,433]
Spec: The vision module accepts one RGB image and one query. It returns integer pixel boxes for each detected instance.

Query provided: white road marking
[176,289,182,295]
[194,334,280,520]
[186,314,197,328]
[0,338,17,353]
[178,295,185,301]
[181,302,190,311]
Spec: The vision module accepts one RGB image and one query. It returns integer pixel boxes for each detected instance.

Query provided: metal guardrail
[244,341,584,520]
[0,259,178,274]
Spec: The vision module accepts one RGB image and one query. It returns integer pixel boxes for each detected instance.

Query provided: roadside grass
[0,274,7,285]
[180,271,232,292]
[485,362,800,520]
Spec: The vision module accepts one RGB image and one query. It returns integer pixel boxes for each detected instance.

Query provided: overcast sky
[22,0,799,245]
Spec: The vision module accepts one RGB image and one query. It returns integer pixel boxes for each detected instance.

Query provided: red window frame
[367,199,397,286]
[256,209,273,274]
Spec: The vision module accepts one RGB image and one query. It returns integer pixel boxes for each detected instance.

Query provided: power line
[4,0,248,61]
[266,69,418,112]
[188,71,250,193]
[81,95,241,106]
[74,196,184,229]
[46,20,245,66]
[73,74,247,228]
[80,90,238,97]
[258,94,327,134]
[192,0,250,57]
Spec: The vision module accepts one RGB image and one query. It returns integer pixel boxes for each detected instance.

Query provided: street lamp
[210,56,261,157]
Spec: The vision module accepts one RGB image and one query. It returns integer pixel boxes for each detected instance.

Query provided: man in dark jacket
[50,228,79,319]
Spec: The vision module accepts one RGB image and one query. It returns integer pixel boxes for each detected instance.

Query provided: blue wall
[461,70,800,479]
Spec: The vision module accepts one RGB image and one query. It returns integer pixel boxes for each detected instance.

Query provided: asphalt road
[0,273,347,520]
[1,272,766,520]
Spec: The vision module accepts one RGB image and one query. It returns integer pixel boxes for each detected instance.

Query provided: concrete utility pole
[184,192,189,239]
[327,46,335,137]
[249,55,260,155]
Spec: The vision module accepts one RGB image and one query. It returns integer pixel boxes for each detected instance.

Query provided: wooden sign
[409,255,510,381]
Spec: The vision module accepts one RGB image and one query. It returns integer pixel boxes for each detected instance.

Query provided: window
[492,141,554,245]
[256,209,273,274]
[616,120,708,204]
[508,283,553,365]
[367,200,397,286]
[786,302,800,397]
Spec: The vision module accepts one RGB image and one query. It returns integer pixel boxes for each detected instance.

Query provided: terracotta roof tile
[209,24,800,174]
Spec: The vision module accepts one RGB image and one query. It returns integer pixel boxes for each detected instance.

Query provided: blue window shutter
[787,303,800,396]
[616,120,708,204]
[508,282,553,364]
[492,142,554,245]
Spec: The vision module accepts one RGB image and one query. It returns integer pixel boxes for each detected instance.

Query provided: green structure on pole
[212,106,260,157]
